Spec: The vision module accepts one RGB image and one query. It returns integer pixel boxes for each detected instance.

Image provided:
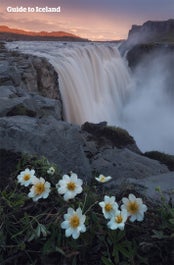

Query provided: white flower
[47,167,55,175]
[17,168,36,187]
[61,207,86,239]
[121,193,148,222]
[56,172,83,201]
[99,195,118,219]
[28,177,51,201]
[107,209,128,231]
[95,174,112,183]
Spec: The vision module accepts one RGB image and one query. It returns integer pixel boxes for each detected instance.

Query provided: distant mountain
[0,25,89,41]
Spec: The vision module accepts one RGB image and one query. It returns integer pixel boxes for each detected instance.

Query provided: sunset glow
[0,0,174,40]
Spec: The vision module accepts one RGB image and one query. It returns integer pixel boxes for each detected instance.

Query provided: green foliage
[0,154,173,264]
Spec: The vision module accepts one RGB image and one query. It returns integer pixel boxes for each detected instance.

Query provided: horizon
[0,0,174,41]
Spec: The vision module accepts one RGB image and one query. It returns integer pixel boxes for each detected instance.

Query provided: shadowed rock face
[0,47,62,100]
[126,43,174,68]
[128,19,174,44]
[0,43,173,201]
[119,19,174,56]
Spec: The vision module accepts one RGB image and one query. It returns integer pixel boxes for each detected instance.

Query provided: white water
[6,41,174,154]
[7,42,131,124]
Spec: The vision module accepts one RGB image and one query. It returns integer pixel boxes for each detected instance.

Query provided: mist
[120,50,174,154]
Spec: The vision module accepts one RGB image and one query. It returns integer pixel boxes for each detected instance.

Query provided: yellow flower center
[67,181,76,191]
[70,214,80,228]
[100,176,106,182]
[105,203,113,212]
[34,182,45,195]
[115,215,123,224]
[127,201,139,214]
[23,174,30,181]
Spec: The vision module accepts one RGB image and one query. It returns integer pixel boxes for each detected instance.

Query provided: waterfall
[7,41,131,125]
[49,44,131,124]
[7,41,174,154]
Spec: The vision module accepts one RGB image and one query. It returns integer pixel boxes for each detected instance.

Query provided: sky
[0,0,174,40]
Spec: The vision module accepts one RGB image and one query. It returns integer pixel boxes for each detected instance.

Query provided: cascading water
[51,44,131,124]
[6,42,131,124]
[6,41,174,154]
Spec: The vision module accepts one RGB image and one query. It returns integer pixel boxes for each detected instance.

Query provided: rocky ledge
[119,19,174,69]
[0,42,173,202]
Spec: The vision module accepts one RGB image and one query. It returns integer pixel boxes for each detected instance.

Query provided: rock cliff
[118,19,174,71]
[119,19,174,60]
[128,19,174,45]
[0,42,173,202]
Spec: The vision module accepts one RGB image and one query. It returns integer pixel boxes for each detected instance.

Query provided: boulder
[81,125,168,180]
[0,116,91,180]
[0,90,62,120]
[106,172,174,203]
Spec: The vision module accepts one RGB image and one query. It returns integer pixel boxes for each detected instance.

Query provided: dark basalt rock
[119,19,174,57]
[126,43,174,68]
[128,19,174,44]
[6,103,37,117]
[81,121,140,153]
[0,149,22,189]
[144,151,174,171]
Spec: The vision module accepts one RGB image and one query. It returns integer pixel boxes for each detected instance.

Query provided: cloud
[1,0,173,40]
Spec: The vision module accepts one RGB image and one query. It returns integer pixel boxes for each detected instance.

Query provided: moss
[144,151,174,171]
[105,125,135,146]
[82,122,135,148]
[7,104,37,117]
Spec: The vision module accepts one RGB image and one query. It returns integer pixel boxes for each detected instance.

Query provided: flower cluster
[17,168,83,202]
[17,168,51,201]
[17,169,147,239]
[99,193,148,231]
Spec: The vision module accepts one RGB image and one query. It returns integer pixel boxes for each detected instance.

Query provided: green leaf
[72,256,77,265]
[40,224,49,237]
[112,246,119,264]
[28,232,36,242]
[101,256,114,265]
[152,230,167,239]
[55,246,65,256]
[117,244,131,259]
[169,218,174,225]
[36,224,41,238]
[110,230,124,242]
